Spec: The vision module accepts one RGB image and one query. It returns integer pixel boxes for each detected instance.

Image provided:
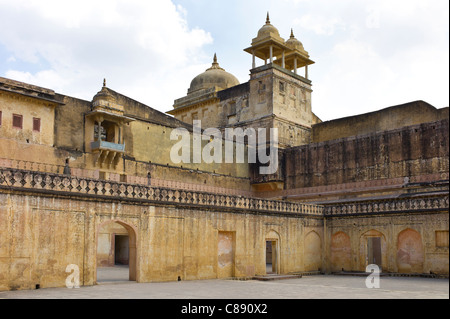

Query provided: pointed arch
[397,228,424,273]
[96,219,138,282]
[359,229,386,271]
[304,230,322,271]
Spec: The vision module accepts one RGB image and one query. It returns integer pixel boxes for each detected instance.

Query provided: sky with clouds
[0,0,448,121]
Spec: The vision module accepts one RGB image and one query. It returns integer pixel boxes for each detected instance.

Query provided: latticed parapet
[1,166,448,218]
[323,196,449,217]
[0,167,324,217]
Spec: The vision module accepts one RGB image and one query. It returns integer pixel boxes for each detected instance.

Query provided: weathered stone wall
[325,210,449,274]
[1,167,447,291]
[54,95,90,152]
[312,100,448,143]
[171,64,316,148]
[0,170,324,291]
[0,90,57,147]
[285,119,449,190]
[2,83,253,194]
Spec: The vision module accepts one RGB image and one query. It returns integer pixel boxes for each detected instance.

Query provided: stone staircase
[252,273,303,281]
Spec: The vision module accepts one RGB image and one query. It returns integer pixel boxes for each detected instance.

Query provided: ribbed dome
[285,29,305,51]
[92,79,116,104]
[188,54,240,94]
[256,13,281,39]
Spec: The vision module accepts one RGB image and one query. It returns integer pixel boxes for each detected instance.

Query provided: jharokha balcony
[91,139,125,168]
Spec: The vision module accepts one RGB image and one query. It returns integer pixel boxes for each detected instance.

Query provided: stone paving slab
[0,275,448,299]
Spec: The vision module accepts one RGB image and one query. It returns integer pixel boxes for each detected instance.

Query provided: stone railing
[0,157,252,197]
[323,195,449,217]
[0,167,324,217]
[2,167,447,218]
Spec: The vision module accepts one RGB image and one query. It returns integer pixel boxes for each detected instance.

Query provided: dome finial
[103,78,106,87]
[290,28,295,38]
[266,12,270,24]
[207,53,224,71]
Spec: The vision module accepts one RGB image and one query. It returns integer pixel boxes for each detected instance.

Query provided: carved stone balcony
[90,140,125,168]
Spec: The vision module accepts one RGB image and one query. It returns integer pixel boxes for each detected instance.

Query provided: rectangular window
[191,112,198,125]
[228,102,236,115]
[33,117,41,132]
[258,81,266,92]
[0,110,2,126]
[12,114,23,129]
[436,231,449,248]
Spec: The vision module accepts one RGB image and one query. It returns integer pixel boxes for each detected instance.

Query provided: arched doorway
[265,230,281,275]
[359,229,386,271]
[96,220,137,283]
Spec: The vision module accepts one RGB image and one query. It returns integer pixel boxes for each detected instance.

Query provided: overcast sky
[0,0,448,121]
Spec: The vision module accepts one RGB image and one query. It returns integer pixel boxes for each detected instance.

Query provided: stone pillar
[294,58,297,75]
[114,124,120,144]
[97,120,103,141]
[282,51,285,68]
[269,45,273,63]
[305,65,308,79]
[252,51,256,69]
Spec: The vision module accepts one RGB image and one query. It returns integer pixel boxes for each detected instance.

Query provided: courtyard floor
[0,266,448,300]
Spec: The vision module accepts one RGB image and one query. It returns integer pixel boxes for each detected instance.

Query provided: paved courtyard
[1,268,448,299]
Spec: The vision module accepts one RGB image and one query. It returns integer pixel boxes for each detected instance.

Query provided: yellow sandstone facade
[0,15,448,291]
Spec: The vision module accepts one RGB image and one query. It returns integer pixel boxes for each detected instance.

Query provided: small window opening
[13,114,23,129]
[33,117,41,132]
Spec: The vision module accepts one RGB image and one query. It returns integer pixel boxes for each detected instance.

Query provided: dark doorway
[368,237,382,267]
[265,240,277,274]
[114,235,129,265]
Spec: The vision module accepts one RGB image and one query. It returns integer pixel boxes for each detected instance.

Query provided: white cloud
[5,69,68,93]
[276,0,449,120]
[0,0,448,121]
[293,14,345,36]
[0,0,213,109]
[313,36,449,120]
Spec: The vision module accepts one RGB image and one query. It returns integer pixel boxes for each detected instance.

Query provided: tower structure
[243,13,319,148]
[169,13,320,149]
